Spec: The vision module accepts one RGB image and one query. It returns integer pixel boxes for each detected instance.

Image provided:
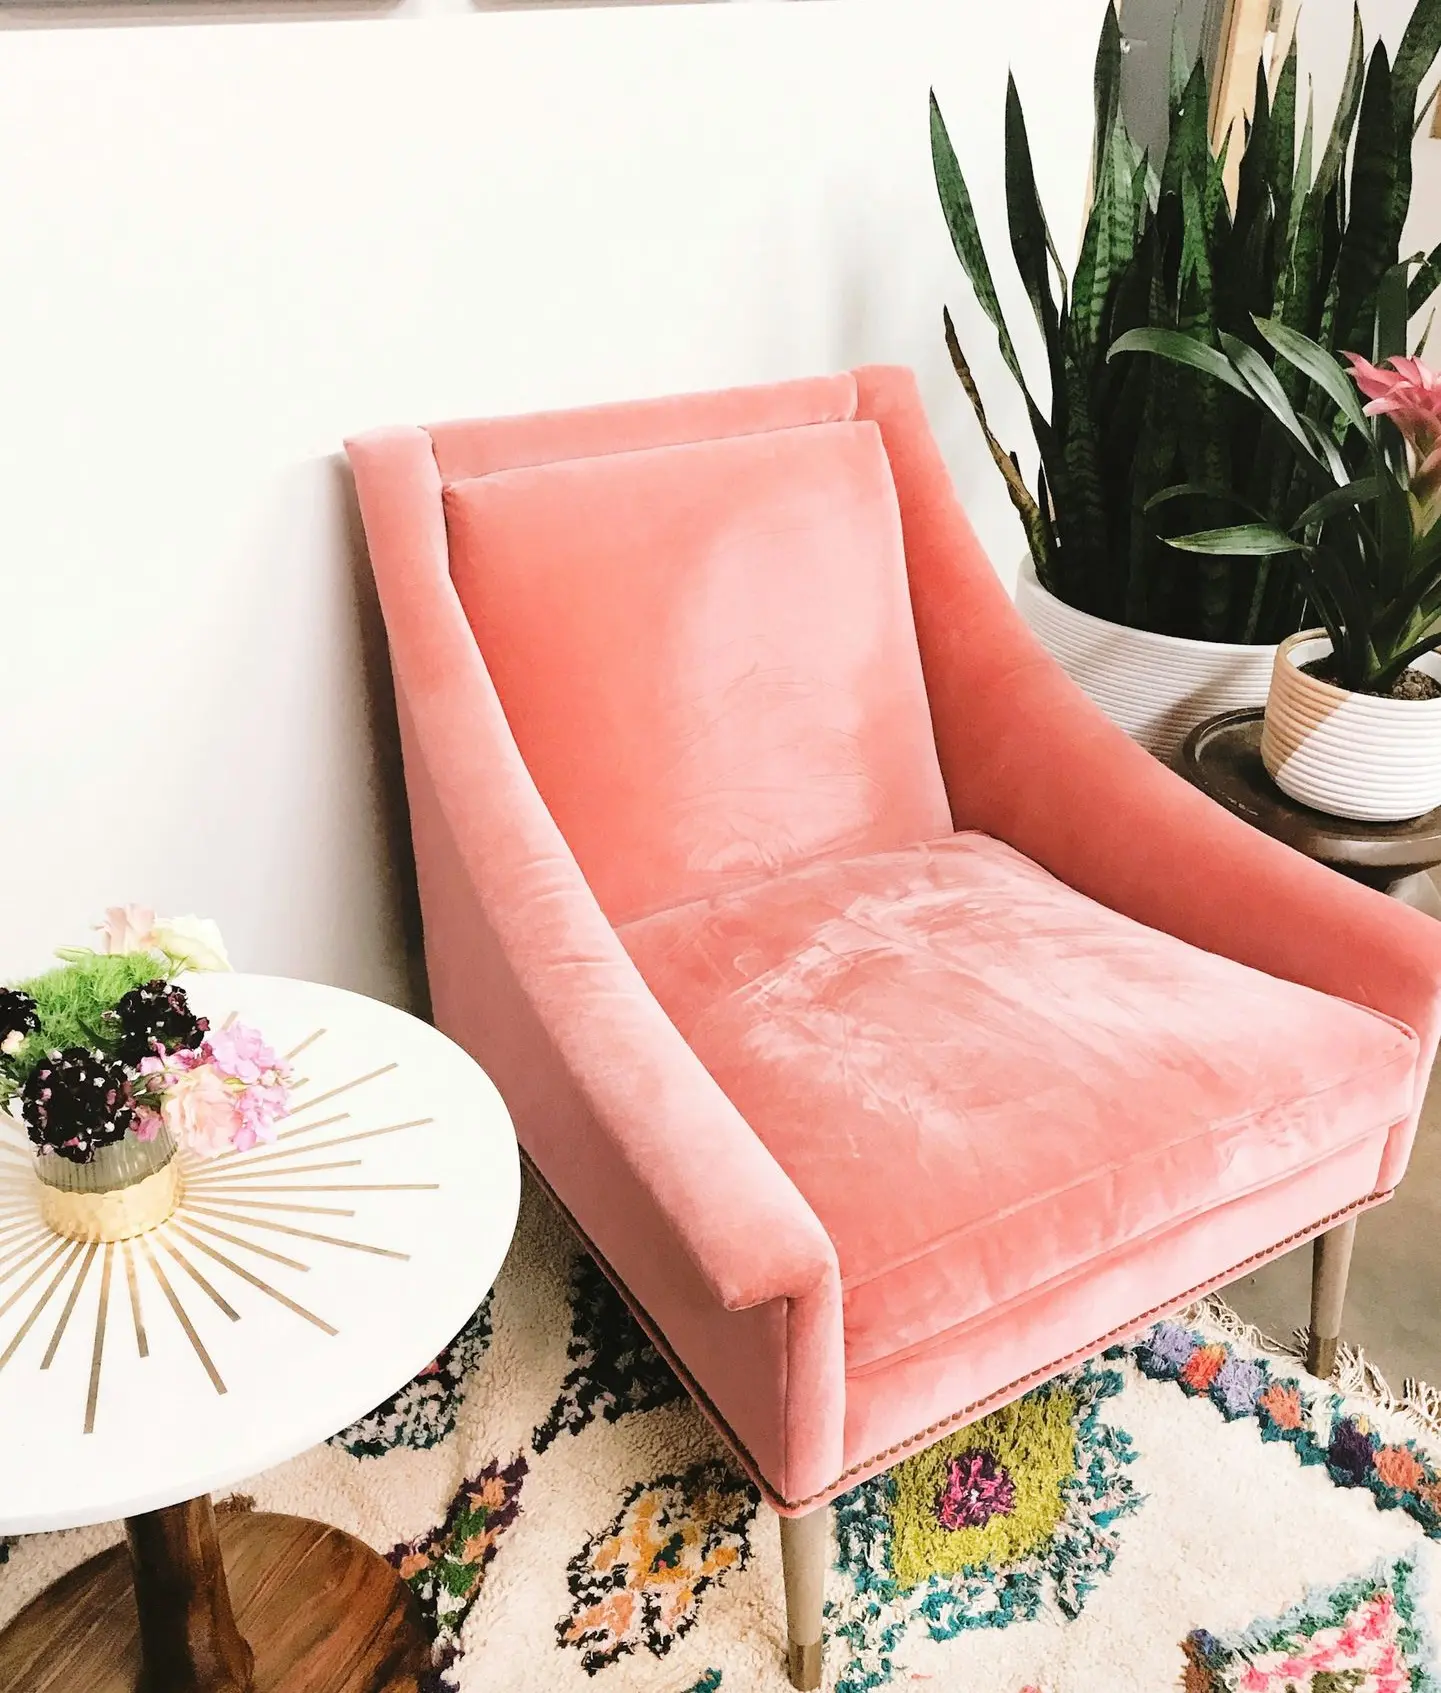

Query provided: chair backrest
[354,372,955,928]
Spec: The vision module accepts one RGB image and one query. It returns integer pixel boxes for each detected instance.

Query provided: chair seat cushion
[619,834,1418,1375]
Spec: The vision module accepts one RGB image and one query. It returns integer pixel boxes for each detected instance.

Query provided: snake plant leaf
[1317,6,1366,199]
[1288,90,1315,256]
[1070,117,1142,359]
[1165,524,1304,556]
[1004,74,1063,371]
[1092,4,1123,198]
[1108,327,1251,396]
[1234,61,1273,253]
[1161,58,1211,205]
[942,307,1055,584]
[1252,318,1372,435]
[1169,13,1192,114]
[1268,36,1300,244]
[1335,43,1401,352]
[930,91,1026,390]
[1177,358,1239,637]
[1393,0,1441,126]
[1375,258,1411,362]
[1060,359,1111,597]
[1124,369,1181,629]
[1410,239,1441,314]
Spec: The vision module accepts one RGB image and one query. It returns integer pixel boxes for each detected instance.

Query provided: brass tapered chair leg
[1307,1218,1358,1379]
[778,1508,827,1690]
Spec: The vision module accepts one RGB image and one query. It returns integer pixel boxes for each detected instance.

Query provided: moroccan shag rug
[5,1181,1441,1693]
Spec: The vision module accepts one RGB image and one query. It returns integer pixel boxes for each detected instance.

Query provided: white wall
[0,0,1104,1002]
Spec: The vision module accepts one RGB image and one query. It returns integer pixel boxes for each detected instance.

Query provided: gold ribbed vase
[34,1127,181,1243]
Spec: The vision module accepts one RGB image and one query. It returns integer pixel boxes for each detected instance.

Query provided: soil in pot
[1299,657,1441,701]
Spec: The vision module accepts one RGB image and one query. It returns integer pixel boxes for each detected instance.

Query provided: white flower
[150,915,231,973]
[0,1030,23,1056]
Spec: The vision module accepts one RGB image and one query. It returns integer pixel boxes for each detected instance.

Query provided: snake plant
[932,1,1441,644]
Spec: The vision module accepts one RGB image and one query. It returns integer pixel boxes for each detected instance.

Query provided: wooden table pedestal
[0,1496,429,1693]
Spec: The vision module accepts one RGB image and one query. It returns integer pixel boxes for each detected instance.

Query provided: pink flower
[232,1082,287,1149]
[95,905,159,955]
[130,1108,165,1142]
[160,1063,242,1158]
[138,1048,205,1085]
[204,1022,289,1089]
[1345,352,1441,530]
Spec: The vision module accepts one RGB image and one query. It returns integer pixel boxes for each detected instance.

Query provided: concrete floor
[1226,1055,1441,1387]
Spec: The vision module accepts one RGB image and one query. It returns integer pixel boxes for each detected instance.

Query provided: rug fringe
[1184,1293,1441,1448]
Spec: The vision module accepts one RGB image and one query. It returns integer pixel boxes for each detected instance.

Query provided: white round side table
[0,973,519,1693]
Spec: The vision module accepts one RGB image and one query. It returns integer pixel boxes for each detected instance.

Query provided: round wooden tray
[1178,709,1441,885]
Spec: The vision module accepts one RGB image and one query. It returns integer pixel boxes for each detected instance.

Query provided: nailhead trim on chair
[520,1152,1386,1513]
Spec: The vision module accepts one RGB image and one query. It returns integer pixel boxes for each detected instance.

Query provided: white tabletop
[0,973,519,1535]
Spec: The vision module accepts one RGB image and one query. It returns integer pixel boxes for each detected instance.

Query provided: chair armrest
[857,363,1441,1125]
[343,425,839,1318]
[900,454,1441,1194]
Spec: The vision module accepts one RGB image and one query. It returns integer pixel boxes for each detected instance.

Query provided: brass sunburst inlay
[0,1033,434,1433]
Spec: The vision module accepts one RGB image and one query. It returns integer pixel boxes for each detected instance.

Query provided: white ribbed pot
[1014,557,1278,766]
[1260,630,1441,822]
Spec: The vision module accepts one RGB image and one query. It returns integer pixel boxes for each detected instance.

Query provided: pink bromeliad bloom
[1345,352,1441,532]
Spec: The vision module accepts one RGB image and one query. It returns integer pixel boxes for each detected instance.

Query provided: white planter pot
[1013,557,1278,766]
[1260,631,1441,822]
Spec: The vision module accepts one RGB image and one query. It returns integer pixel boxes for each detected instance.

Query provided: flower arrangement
[0,907,292,1165]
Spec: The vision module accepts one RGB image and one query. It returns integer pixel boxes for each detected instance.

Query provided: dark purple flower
[21,1047,135,1163]
[936,1449,1016,1531]
[108,979,208,1067]
[0,988,38,1058]
[1328,1416,1378,1486]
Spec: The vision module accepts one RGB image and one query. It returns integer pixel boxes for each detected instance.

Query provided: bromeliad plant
[0,908,292,1163]
[1114,316,1441,696]
[932,1,1441,643]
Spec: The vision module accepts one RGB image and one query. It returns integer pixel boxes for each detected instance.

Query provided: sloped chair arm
[468,835,841,1317]
[345,426,839,1319]
[945,609,1441,1193]
[859,366,1441,1177]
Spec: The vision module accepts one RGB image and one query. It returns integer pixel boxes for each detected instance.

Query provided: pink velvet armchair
[346,369,1441,1689]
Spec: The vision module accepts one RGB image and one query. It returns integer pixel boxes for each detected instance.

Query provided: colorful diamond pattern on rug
[558,1458,759,1673]
[331,1296,494,1459]
[936,1449,1019,1532]
[388,1453,527,1690]
[1180,1549,1440,1692]
[890,1386,1082,1588]
[1134,1322,1441,1540]
[533,1253,684,1454]
[828,1365,1142,1693]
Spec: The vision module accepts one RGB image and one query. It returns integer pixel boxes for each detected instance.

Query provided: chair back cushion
[444,418,951,924]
